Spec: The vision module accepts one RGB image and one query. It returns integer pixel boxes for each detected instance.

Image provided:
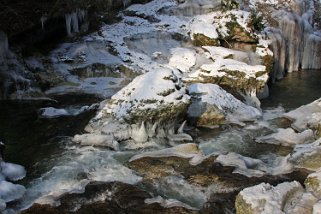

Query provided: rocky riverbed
[1,0,321,213]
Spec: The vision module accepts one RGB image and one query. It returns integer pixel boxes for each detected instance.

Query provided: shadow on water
[0,100,97,181]
[261,70,321,110]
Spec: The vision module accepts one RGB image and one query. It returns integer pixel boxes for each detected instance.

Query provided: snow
[103,67,189,121]
[239,181,304,214]
[190,14,218,40]
[188,83,261,125]
[168,48,196,73]
[256,128,315,147]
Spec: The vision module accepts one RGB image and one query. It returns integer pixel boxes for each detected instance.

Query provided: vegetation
[248,11,265,32]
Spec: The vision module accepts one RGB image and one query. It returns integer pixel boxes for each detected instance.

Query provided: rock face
[187,83,261,126]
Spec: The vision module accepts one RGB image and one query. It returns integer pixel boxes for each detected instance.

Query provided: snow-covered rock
[98,67,190,123]
[305,169,321,198]
[187,83,261,126]
[168,48,196,73]
[284,98,321,132]
[289,138,321,171]
[235,181,304,214]
[256,128,315,147]
[190,13,219,46]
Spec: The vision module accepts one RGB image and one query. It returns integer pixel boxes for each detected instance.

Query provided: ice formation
[65,9,87,36]
[256,128,315,147]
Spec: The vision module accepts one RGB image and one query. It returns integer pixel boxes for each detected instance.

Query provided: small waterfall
[267,0,321,81]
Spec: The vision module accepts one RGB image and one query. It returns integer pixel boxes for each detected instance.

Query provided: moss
[248,12,265,32]
[305,176,321,197]
[225,21,257,43]
[192,33,220,47]
[235,194,255,214]
[262,55,274,74]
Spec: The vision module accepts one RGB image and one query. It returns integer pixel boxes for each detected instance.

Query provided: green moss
[235,194,255,214]
[192,34,220,47]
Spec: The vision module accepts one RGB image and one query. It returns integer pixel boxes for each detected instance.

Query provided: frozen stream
[0,70,320,212]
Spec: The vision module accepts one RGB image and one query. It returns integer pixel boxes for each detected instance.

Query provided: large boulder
[100,67,190,124]
[235,181,304,214]
[187,83,261,127]
[284,98,321,132]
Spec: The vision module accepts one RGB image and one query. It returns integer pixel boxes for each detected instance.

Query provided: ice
[256,128,315,147]
[0,181,26,203]
[154,176,207,209]
[129,143,205,166]
[72,134,119,150]
[40,104,98,118]
[145,196,198,210]
[21,146,142,208]
[0,199,5,212]
[0,162,26,181]
[131,122,148,143]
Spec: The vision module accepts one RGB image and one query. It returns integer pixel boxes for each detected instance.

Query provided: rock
[187,83,261,127]
[235,181,304,214]
[190,15,219,46]
[185,54,268,102]
[256,128,315,147]
[100,67,190,124]
[305,169,321,198]
[314,201,321,214]
[284,98,321,132]
[289,138,321,171]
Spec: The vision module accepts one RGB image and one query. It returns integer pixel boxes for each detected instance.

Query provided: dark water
[261,70,321,110]
[0,100,96,181]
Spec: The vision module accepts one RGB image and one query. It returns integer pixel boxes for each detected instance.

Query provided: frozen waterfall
[267,0,321,81]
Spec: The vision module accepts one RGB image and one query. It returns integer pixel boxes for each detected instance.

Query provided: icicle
[131,121,148,143]
[65,14,72,36]
[177,120,187,134]
[239,89,261,110]
[0,31,8,62]
[148,121,158,138]
[40,16,47,30]
[122,0,131,8]
[71,12,79,33]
